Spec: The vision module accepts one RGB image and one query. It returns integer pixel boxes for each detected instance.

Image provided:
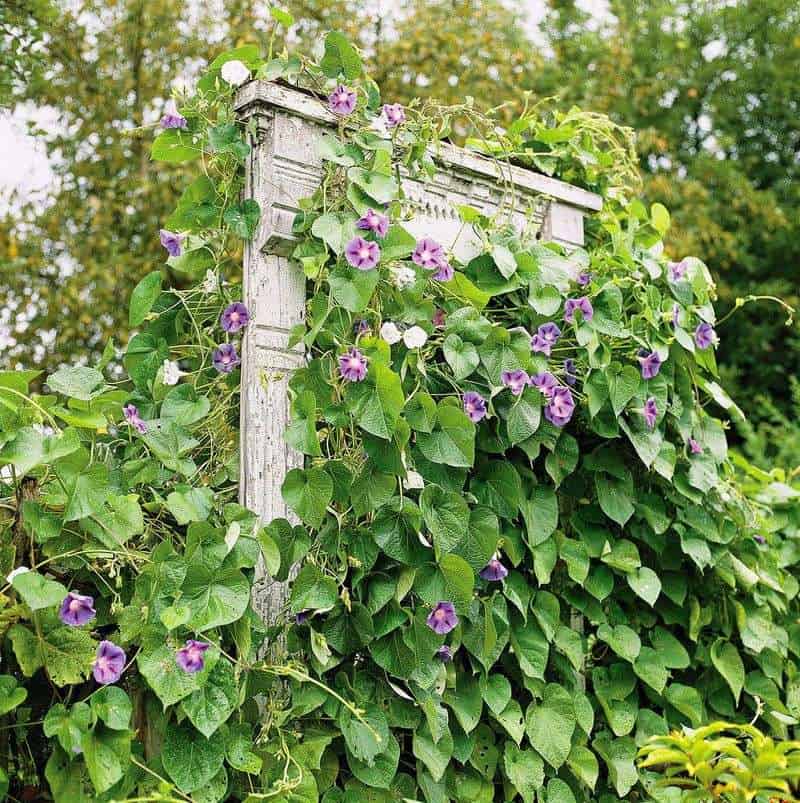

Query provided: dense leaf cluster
[0,27,798,803]
[0,44,275,801]
[252,34,800,803]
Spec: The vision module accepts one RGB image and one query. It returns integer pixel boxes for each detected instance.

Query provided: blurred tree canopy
[537,0,800,459]
[1,0,212,366]
[1,0,798,458]
[0,0,56,105]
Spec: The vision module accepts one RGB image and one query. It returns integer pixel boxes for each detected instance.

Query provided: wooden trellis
[233,81,603,625]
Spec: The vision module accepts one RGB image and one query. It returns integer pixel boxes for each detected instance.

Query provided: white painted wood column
[236,103,307,625]
[234,81,603,625]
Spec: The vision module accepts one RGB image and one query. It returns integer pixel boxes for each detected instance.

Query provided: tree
[0,0,56,106]
[535,0,800,451]
[373,0,540,124]
[3,0,798,462]
[0,0,539,373]
[1,1,208,369]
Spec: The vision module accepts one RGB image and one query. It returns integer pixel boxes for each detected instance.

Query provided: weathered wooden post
[234,81,603,624]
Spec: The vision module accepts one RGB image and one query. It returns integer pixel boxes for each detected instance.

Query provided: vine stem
[716,294,795,327]
[257,662,381,743]
[128,755,192,802]
[0,548,150,596]
[0,386,61,429]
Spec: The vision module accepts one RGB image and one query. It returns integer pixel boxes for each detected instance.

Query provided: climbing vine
[0,18,799,803]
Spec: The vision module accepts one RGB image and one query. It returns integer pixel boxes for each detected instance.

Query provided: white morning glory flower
[220,60,250,87]
[162,359,183,386]
[405,470,424,489]
[380,321,402,345]
[402,326,428,349]
[390,266,416,290]
[6,567,29,583]
[202,269,219,294]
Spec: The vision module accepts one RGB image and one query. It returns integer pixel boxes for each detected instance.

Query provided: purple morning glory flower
[638,350,662,379]
[219,301,250,332]
[436,645,453,662]
[159,229,183,258]
[160,100,187,130]
[354,319,370,335]
[531,371,558,398]
[339,347,368,382]
[329,85,357,116]
[564,296,593,324]
[426,601,458,635]
[58,592,96,627]
[564,359,577,386]
[220,302,250,333]
[345,236,381,270]
[176,639,210,674]
[412,237,445,270]
[695,322,717,349]
[357,208,389,238]
[479,555,508,582]
[433,261,454,282]
[530,322,561,356]
[753,535,767,545]
[432,308,446,328]
[93,640,126,685]
[212,343,240,373]
[577,271,591,287]
[463,391,487,422]
[383,103,406,127]
[668,259,688,282]
[122,403,147,434]
[643,396,658,429]
[530,334,550,355]
[295,610,311,625]
[544,386,575,427]
[688,438,703,454]
[501,369,530,396]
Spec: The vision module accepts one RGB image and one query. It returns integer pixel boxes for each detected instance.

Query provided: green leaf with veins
[281,467,333,528]
[181,563,250,632]
[181,658,238,737]
[0,427,80,475]
[710,639,745,704]
[138,644,200,707]
[12,571,68,611]
[346,363,405,440]
[417,405,476,467]
[9,624,95,686]
[420,484,470,554]
[162,722,225,793]
[320,30,363,79]
[525,684,575,768]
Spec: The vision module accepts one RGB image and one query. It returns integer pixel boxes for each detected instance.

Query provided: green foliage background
[1,0,799,469]
[0,9,799,796]
[0,16,799,803]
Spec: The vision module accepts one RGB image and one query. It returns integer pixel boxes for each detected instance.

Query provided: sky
[0,110,56,205]
[0,0,609,208]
